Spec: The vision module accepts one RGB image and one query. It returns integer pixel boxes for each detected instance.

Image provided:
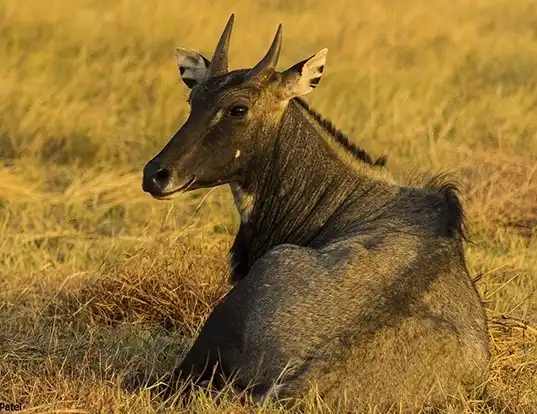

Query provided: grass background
[1,0,536,412]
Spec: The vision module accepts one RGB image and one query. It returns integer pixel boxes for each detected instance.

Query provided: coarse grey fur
[142,15,490,412]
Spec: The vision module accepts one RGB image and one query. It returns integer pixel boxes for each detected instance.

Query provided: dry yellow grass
[1,0,536,412]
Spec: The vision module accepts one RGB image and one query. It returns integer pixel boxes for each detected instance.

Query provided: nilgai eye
[229,105,248,117]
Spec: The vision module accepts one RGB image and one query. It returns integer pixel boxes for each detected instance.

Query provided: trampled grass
[1,0,536,412]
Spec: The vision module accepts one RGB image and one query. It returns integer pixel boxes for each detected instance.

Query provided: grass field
[1,0,537,412]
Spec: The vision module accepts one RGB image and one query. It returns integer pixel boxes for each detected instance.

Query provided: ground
[1,0,536,412]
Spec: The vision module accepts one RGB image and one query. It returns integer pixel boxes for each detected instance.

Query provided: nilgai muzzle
[142,14,489,411]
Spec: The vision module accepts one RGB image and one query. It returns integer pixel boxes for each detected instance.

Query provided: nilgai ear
[175,48,211,89]
[278,48,327,99]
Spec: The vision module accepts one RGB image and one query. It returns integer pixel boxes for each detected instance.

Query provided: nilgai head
[142,14,327,199]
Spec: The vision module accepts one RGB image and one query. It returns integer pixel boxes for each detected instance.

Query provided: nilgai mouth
[150,176,197,200]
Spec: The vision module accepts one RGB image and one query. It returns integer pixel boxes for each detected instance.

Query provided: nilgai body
[142,15,490,411]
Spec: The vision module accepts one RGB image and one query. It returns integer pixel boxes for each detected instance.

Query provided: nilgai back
[142,15,490,411]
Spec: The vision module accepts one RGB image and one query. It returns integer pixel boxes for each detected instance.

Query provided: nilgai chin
[142,14,490,411]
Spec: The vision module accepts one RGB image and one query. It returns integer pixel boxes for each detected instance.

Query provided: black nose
[142,160,172,194]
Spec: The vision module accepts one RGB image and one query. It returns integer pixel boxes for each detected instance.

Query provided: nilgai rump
[142,14,489,410]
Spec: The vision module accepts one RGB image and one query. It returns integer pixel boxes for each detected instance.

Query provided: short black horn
[247,24,282,81]
[207,14,235,79]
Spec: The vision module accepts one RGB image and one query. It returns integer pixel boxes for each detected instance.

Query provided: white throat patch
[229,182,254,224]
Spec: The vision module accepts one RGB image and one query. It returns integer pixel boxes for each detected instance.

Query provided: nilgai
[142,14,489,411]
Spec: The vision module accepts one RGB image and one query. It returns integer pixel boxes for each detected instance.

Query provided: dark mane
[423,173,468,242]
[294,98,387,167]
